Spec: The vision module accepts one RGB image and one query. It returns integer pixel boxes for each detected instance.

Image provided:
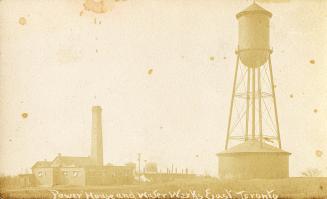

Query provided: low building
[31,160,55,187]
[217,140,291,179]
[142,163,195,183]
[31,155,134,186]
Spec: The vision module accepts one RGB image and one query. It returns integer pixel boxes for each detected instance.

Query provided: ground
[1,177,327,199]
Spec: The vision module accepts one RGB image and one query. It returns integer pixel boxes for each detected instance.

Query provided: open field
[1,177,327,199]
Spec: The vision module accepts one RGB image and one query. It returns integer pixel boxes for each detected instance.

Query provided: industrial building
[30,106,135,187]
[17,106,196,187]
[217,3,291,179]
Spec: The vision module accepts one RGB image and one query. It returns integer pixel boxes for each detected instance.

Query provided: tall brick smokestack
[91,106,103,166]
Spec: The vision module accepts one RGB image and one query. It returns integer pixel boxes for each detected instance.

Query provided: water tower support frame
[224,49,282,150]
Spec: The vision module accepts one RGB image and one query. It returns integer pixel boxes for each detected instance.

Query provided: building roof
[51,155,94,167]
[18,173,34,177]
[217,140,291,155]
[32,161,52,168]
[236,3,272,19]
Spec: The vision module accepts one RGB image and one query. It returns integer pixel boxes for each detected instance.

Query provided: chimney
[91,106,103,166]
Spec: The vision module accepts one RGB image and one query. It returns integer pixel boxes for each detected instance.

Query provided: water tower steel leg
[268,54,282,148]
[258,67,263,146]
[225,54,240,150]
[252,67,256,140]
[245,66,250,141]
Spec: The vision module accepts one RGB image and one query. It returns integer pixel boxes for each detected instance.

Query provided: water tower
[217,2,291,179]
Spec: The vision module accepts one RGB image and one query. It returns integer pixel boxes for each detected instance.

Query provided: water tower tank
[237,3,272,68]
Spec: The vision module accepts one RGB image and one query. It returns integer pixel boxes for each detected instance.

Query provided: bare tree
[301,168,322,177]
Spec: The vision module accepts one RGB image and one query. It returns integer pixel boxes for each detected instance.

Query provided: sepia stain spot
[289,94,293,98]
[147,69,153,75]
[320,185,324,190]
[21,112,28,119]
[9,139,12,142]
[313,109,318,113]
[223,56,227,60]
[18,17,27,25]
[309,59,315,64]
[209,56,215,61]
[83,0,111,14]
[96,49,98,53]
[80,10,84,16]
[315,150,323,157]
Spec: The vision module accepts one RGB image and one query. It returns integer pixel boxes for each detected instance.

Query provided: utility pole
[137,153,141,184]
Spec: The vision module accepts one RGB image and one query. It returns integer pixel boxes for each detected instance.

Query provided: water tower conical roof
[236,3,272,19]
[217,140,290,155]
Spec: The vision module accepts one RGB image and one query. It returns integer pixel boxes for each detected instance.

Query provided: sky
[0,0,326,177]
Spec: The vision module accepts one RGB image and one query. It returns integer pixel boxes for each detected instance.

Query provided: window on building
[73,171,79,177]
[38,171,43,177]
